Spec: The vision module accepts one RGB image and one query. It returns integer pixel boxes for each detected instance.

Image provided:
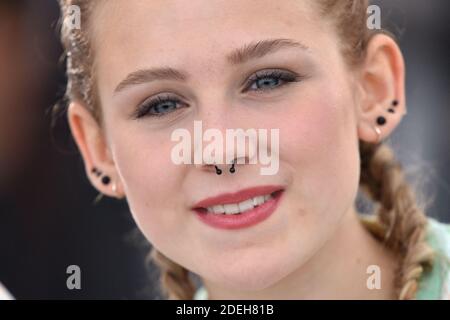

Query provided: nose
[190,116,258,175]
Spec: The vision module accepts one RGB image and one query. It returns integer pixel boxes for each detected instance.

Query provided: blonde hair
[57,0,434,299]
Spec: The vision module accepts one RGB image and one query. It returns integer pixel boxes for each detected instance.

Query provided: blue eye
[133,94,186,119]
[244,70,301,93]
[132,70,302,119]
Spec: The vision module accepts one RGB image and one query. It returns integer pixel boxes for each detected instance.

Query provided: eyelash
[132,69,303,119]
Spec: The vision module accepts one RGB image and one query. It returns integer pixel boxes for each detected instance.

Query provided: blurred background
[0,0,448,299]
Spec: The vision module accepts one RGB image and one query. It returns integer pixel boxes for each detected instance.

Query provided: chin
[205,253,294,292]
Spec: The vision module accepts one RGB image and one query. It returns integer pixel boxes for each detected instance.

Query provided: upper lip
[191,185,284,209]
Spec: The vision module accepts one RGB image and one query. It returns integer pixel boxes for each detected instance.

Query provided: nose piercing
[214,165,222,175]
[214,159,237,175]
[229,158,237,174]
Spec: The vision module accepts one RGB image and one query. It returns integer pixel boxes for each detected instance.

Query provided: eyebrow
[113,38,309,93]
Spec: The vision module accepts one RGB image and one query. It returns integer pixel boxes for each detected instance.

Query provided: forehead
[91,0,323,91]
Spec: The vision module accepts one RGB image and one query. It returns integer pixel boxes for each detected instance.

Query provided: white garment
[0,282,13,300]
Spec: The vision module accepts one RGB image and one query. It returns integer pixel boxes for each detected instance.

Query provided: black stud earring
[214,165,222,175]
[376,116,387,126]
[93,167,111,185]
[392,100,399,107]
[388,108,395,113]
[101,175,111,185]
[92,167,102,177]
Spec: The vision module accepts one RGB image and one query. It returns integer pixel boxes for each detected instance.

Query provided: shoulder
[0,282,14,300]
[416,217,450,300]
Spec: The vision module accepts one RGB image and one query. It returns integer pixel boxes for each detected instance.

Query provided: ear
[67,102,125,199]
[356,33,407,144]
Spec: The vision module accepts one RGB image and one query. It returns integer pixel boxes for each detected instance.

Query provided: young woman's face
[92,0,361,290]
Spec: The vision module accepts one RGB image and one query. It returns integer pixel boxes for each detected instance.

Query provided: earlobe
[90,166,125,199]
[358,99,406,144]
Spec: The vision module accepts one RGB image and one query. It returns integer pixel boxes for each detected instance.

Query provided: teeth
[253,196,265,206]
[238,199,254,212]
[223,204,240,215]
[205,193,273,215]
[212,205,225,214]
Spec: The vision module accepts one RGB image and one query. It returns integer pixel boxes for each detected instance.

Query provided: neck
[202,206,398,299]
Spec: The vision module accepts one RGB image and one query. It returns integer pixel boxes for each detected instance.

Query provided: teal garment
[194,285,208,300]
[416,218,450,299]
[194,217,450,300]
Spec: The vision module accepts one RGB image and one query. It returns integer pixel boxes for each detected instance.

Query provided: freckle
[283,19,294,28]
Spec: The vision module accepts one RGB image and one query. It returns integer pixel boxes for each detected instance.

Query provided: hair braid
[359,141,435,299]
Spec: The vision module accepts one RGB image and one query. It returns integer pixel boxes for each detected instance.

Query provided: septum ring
[229,161,236,173]
[214,165,222,175]
[214,159,236,175]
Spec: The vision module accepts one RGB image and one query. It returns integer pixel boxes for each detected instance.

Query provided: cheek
[109,126,186,244]
[275,82,360,223]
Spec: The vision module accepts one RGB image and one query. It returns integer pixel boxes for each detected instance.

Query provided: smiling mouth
[194,189,284,215]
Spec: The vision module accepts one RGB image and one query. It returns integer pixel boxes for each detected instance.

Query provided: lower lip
[193,190,284,230]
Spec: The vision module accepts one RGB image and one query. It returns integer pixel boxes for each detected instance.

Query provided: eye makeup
[130,68,306,120]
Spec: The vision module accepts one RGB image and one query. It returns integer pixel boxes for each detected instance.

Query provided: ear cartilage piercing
[388,108,395,113]
[392,100,399,107]
[101,175,111,185]
[214,166,222,175]
[376,116,387,126]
